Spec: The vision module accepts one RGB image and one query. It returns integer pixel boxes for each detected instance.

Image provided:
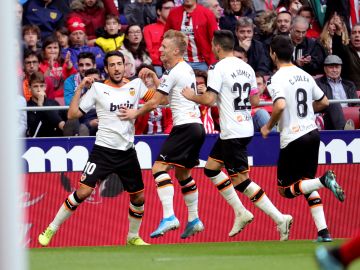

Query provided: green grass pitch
[29,240,360,270]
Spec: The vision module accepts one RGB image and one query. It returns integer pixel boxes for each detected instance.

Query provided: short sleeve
[312,79,325,101]
[267,76,285,102]
[158,71,176,95]
[207,64,222,93]
[79,83,97,113]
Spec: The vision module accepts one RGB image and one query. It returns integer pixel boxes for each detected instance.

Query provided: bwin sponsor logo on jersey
[109,101,134,112]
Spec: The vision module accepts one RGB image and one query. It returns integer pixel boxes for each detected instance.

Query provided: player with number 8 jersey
[261,35,345,242]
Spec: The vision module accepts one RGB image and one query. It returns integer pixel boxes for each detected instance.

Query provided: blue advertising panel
[22,131,360,173]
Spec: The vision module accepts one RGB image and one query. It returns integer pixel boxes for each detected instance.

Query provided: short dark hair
[78,52,95,64]
[22,24,41,38]
[234,45,247,56]
[29,71,45,86]
[270,35,294,62]
[42,35,59,51]
[194,69,208,84]
[255,72,265,83]
[23,49,39,63]
[104,51,125,67]
[213,30,234,51]
[84,68,101,77]
[156,0,174,12]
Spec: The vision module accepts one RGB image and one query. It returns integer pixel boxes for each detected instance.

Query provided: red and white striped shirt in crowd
[200,106,218,134]
[181,11,204,63]
[350,0,360,27]
[147,108,163,134]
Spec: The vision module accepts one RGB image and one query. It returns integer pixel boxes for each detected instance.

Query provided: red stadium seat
[342,107,360,129]
[357,90,360,98]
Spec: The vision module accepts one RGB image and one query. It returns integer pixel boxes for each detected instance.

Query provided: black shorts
[277,129,320,187]
[156,123,205,168]
[80,144,144,193]
[209,137,252,175]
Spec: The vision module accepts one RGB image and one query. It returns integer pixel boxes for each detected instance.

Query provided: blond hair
[163,30,188,55]
[319,16,349,54]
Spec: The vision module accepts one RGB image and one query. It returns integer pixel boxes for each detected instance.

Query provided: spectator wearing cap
[61,17,105,72]
[316,55,358,130]
[332,20,360,89]
[67,0,119,46]
[290,16,325,75]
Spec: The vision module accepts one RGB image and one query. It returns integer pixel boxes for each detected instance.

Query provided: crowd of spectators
[17,0,360,137]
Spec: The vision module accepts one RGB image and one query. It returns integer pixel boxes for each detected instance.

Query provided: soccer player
[119,30,206,239]
[316,232,360,269]
[38,51,154,246]
[182,30,293,240]
[261,35,345,242]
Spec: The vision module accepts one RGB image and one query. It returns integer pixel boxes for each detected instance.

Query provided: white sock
[155,172,174,218]
[243,181,283,224]
[209,171,247,215]
[127,203,144,239]
[307,191,327,231]
[49,192,81,231]
[180,177,199,222]
[299,179,324,194]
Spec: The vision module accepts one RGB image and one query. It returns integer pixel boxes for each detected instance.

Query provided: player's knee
[76,186,93,200]
[130,192,145,205]
[278,186,296,199]
[204,168,221,178]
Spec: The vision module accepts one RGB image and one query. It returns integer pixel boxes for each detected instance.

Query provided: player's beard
[109,73,123,85]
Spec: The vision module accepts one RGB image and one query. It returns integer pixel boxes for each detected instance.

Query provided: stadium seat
[342,107,360,129]
[357,90,360,98]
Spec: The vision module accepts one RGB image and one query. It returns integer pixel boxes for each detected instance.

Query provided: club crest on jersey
[129,87,135,96]
[80,173,87,182]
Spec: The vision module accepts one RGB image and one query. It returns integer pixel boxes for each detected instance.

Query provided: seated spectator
[252,73,275,132]
[274,10,292,35]
[135,64,172,135]
[143,0,175,77]
[122,49,137,79]
[120,24,152,71]
[68,0,119,45]
[219,0,256,36]
[315,55,359,130]
[198,0,223,24]
[290,16,326,75]
[22,0,64,40]
[95,14,125,53]
[124,0,157,28]
[39,35,77,99]
[64,52,96,105]
[26,72,66,137]
[63,68,101,136]
[62,16,105,72]
[22,24,41,53]
[297,5,321,39]
[254,10,277,46]
[23,50,41,100]
[319,13,349,55]
[194,69,219,133]
[235,17,272,74]
[233,45,248,62]
[55,26,70,50]
[332,20,360,89]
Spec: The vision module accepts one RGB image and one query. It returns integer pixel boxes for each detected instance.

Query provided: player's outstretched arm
[182,87,217,106]
[261,98,286,138]
[67,77,94,120]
